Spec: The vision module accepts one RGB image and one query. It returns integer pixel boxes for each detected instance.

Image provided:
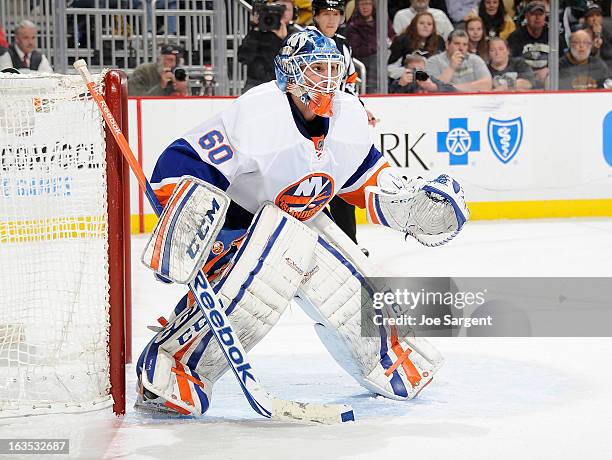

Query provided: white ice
[2,219,612,460]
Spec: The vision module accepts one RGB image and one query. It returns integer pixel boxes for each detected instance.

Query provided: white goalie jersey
[150,81,388,223]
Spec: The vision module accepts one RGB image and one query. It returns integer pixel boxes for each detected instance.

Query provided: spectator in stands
[390,53,457,92]
[390,0,450,20]
[388,11,445,80]
[445,0,479,28]
[514,0,548,20]
[487,37,535,89]
[583,4,612,66]
[466,16,489,61]
[507,1,549,88]
[238,0,301,91]
[388,1,451,22]
[0,20,53,73]
[345,0,394,93]
[425,29,492,91]
[128,44,188,96]
[479,0,516,39]
[393,0,454,39]
[559,28,610,89]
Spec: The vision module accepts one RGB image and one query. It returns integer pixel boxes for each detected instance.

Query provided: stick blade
[271,399,354,425]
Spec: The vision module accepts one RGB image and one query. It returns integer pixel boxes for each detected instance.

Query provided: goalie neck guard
[274,28,345,117]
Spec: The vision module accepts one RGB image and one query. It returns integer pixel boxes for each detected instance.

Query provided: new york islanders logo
[275,173,334,221]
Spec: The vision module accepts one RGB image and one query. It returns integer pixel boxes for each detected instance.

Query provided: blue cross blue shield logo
[604,111,612,167]
[437,118,480,165]
[487,117,523,164]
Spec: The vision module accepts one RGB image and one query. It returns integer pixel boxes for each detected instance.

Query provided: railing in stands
[1,0,251,95]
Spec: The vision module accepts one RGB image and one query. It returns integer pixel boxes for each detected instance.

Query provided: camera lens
[415,70,429,82]
[174,68,187,82]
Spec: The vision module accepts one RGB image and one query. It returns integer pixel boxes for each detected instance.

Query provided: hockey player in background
[135,28,469,416]
[311,0,375,248]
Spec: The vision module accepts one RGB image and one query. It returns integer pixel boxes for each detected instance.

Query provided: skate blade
[134,397,190,417]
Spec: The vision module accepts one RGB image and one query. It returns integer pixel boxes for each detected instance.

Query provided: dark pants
[329,196,357,244]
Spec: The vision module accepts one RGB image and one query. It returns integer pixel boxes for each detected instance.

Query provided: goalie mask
[274,28,345,117]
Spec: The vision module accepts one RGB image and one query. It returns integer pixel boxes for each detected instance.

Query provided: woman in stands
[465,16,489,61]
[479,0,516,39]
[387,11,444,81]
[345,0,394,94]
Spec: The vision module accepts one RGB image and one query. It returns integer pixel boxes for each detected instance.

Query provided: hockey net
[0,71,129,417]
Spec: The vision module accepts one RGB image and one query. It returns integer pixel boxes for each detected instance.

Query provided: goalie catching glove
[364,169,469,247]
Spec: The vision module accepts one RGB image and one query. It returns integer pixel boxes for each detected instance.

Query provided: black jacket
[238,24,301,91]
[507,25,549,70]
[7,44,43,70]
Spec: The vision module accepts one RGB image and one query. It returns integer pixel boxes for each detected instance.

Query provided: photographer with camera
[238,0,302,92]
[128,44,189,96]
[425,29,492,91]
[390,54,457,93]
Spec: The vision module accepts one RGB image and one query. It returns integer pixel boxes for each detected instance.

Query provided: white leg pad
[298,212,444,400]
[139,204,319,414]
[139,343,213,416]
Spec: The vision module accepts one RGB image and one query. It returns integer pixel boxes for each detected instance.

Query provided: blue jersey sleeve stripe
[151,138,231,191]
[340,145,383,191]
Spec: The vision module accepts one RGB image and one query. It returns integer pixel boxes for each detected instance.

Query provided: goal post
[105,70,130,416]
[0,70,130,417]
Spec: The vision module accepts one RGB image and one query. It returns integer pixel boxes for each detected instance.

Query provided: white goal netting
[0,72,114,417]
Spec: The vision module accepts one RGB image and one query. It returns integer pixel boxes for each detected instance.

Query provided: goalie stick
[74,61,354,424]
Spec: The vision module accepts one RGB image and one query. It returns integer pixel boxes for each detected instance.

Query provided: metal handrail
[0,0,254,95]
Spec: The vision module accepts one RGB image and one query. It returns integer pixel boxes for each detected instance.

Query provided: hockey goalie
[136,28,469,416]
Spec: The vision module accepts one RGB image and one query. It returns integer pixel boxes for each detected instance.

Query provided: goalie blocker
[142,176,230,284]
[137,192,445,415]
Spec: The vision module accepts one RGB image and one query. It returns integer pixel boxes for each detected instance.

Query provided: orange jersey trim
[153,182,179,208]
[337,163,390,208]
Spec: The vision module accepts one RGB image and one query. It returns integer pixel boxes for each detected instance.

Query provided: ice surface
[1,219,611,459]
